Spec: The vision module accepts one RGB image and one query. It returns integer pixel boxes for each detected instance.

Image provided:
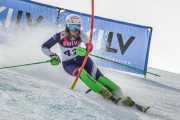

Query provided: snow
[0,67,179,120]
[0,1,180,119]
[0,23,179,120]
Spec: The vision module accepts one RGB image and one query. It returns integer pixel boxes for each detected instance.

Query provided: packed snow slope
[0,67,179,120]
[0,26,179,120]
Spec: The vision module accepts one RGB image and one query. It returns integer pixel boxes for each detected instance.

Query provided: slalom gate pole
[89,54,161,77]
[0,60,50,70]
[71,0,95,90]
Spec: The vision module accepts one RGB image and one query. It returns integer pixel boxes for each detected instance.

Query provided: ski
[134,104,150,113]
[110,96,150,113]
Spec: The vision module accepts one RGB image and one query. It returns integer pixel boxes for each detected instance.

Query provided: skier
[41,14,148,112]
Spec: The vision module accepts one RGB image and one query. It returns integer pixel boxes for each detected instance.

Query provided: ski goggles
[68,24,81,31]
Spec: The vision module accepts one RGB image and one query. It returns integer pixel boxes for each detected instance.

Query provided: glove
[76,46,86,56]
[86,43,93,52]
[76,43,93,57]
[49,53,61,65]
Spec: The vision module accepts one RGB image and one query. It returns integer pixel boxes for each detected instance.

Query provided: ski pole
[89,54,161,77]
[0,60,50,70]
[71,0,95,90]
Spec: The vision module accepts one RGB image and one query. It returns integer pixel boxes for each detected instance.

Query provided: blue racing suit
[41,30,103,80]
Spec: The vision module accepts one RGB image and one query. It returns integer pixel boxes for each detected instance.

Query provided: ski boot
[109,96,122,105]
[109,96,135,106]
[122,96,135,106]
[99,89,123,105]
[99,88,113,99]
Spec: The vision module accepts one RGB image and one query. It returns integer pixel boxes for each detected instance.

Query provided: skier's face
[69,30,80,37]
[68,24,81,37]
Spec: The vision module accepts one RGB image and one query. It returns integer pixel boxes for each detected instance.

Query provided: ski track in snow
[0,69,180,120]
[100,68,180,120]
[0,70,139,120]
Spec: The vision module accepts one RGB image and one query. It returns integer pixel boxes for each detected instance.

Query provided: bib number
[64,49,76,56]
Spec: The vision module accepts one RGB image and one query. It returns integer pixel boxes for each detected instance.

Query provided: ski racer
[41,14,147,112]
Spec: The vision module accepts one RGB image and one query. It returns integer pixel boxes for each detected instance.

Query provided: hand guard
[76,47,86,56]
[49,53,61,65]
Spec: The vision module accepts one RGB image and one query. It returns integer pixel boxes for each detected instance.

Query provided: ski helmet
[66,14,82,31]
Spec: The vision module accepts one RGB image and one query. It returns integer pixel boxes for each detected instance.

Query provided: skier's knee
[72,68,80,76]
[80,69,104,93]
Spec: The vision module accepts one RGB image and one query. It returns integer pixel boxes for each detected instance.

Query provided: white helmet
[65,14,82,41]
[66,14,82,30]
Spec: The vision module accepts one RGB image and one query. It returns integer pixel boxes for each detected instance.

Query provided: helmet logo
[66,14,82,25]
[71,16,80,24]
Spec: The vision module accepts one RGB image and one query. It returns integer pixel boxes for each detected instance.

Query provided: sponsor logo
[63,40,79,47]
[0,6,43,29]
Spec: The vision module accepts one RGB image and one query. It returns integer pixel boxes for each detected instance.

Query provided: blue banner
[0,0,152,75]
[0,0,58,33]
[57,10,152,75]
